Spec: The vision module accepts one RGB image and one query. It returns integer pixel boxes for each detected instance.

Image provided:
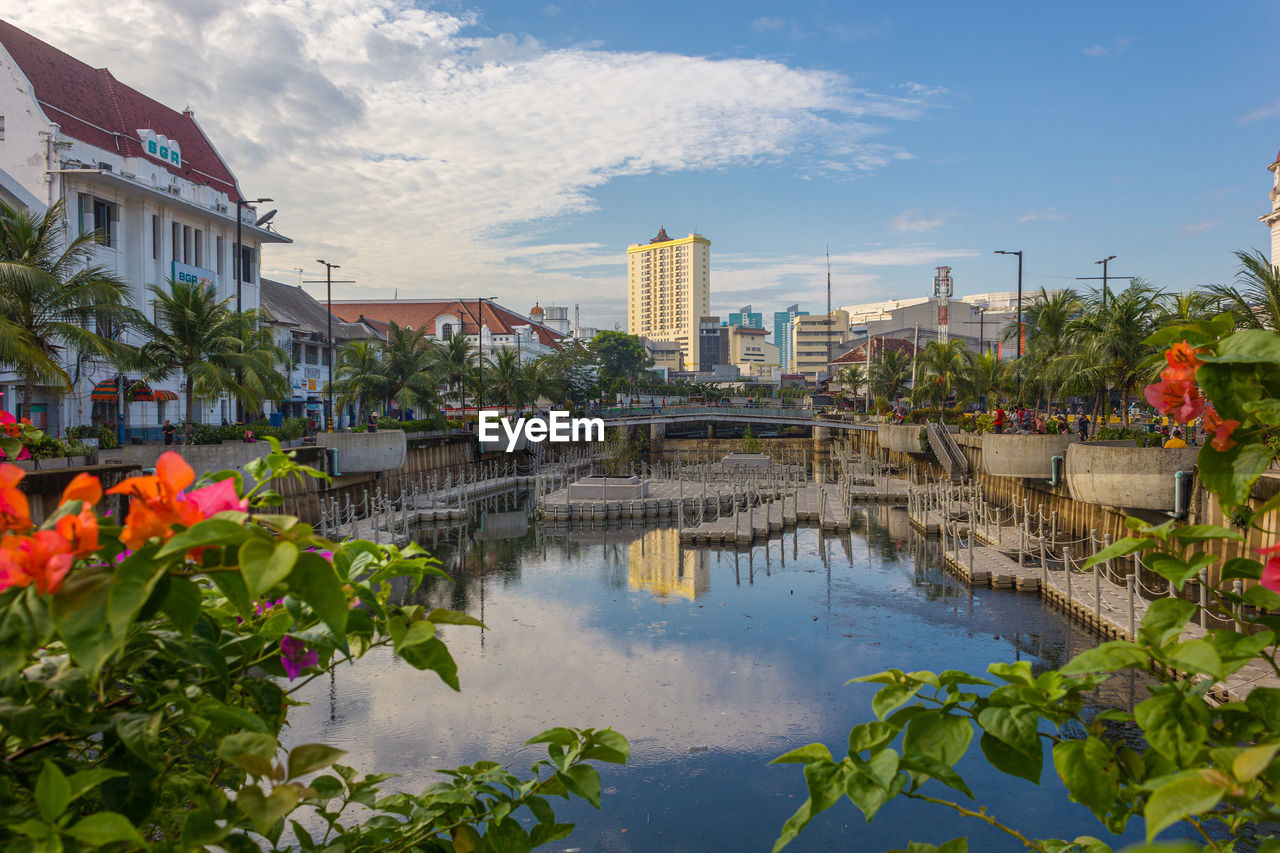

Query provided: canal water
[288,503,1165,851]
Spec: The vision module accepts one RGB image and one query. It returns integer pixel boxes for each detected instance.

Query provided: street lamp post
[474,296,498,419]
[233,196,271,424]
[975,305,987,355]
[994,250,1023,399]
[304,266,354,433]
[1076,255,1133,310]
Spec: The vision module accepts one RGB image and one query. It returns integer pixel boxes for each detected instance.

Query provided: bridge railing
[600,405,816,420]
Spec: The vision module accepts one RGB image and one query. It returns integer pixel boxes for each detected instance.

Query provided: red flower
[1202,406,1241,453]
[0,464,32,533]
[59,472,103,507]
[55,506,99,558]
[1144,375,1206,424]
[106,452,203,550]
[1260,543,1280,594]
[1164,340,1205,378]
[0,530,74,595]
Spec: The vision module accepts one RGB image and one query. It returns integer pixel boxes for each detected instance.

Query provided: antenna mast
[826,247,832,382]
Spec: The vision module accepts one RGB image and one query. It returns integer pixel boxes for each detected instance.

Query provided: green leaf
[1135,693,1208,767]
[1168,524,1244,544]
[987,661,1035,686]
[108,560,166,641]
[218,732,279,778]
[772,743,833,765]
[64,812,147,848]
[0,586,53,679]
[66,768,126,805]
[35,761,70,822]
[525,727,578,749]
[240,539,298,599]
[1141,552,1217,591]
[975,706,1040,756]
[1165,639,1224,680]
[393,619,436,651]
[155,517,250,557]
[1221,557,1264,582]
[848,721,899,755]
[1233,741,1280,782]
[426,607,485,627]
[287,744,346,780]
[50,568,114,678]
[1053,737,1119,822]
[1082,537,1155,570]
[1197,328,1280,363]
[898,754,974,798]
[487,817,533,853]
[235,783,300,836]
[979,731,1042,784]
[559,764,602,808]
[288,552,349,649]
[160,575,203,633]
[1060,641,1150,675]
[902,711,973,769]
[207,570,252,620]
[1144,771,1226,841]
[844,749,902,822]
[397,636,460,690]
[871,682,924,720]
[1139,598,1198,648]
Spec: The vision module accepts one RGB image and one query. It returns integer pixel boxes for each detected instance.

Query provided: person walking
[1163,428,1188,449]
[993,405,1006,434]
[162,419,176,446]
[1077,413,1090,440]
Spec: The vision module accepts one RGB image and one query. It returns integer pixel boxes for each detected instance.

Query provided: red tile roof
[829,336,916,365]
[0,19,242,202]
[331,300,566,347]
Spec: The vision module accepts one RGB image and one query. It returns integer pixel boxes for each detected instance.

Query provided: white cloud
[541,3,560,16]
[890,209,945,233]
[8,0,932,327]
[1017,208,1067,223]
[750,16,786,33]
[1180,220,1220,235]
[1241,100,1280,123]
[1083,36,1131,58]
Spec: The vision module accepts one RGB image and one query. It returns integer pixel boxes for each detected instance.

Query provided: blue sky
[13,0,1280,331]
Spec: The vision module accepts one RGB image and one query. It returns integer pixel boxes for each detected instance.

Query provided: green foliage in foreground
[0,439,626,850]
[775,318,1280,852]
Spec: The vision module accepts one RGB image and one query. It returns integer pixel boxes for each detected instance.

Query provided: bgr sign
[137,129,182,167]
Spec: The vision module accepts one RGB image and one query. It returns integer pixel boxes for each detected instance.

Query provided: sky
[7,1,1280,333]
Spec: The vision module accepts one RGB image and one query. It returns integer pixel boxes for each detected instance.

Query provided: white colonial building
[0,20,288,439]
[1264,147,1280,264]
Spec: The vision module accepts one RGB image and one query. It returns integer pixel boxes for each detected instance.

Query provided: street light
[233,196,271,423]
[993,250,1023,360]
[317,261,340,433]
[974,305,987,355]
[1075,255,1133,310]
[474,296,498,418]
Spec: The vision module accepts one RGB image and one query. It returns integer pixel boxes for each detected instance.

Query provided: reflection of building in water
[628,528,710,600]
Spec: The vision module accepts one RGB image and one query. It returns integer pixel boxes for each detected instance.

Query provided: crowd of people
[988,404,1195,447]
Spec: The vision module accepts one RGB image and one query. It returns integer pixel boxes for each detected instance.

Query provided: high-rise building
[773,304,808,371]
[627,226,711,369]
[728,305,763,329]
[791,309,851,382]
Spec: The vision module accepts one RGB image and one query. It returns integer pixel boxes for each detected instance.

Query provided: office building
[727,305,763,329]
[773,304,808,374]
[791,309,851,382]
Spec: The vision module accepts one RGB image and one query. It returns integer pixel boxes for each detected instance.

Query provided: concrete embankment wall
[840,427,1280,589]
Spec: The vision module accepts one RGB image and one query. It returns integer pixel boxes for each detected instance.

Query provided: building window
[0,116,5,140]
[92,198,118,247]
[194,229,203,268]
[442,322,453,339]
[183,226,193,264]
[239,246,257,283]
[151,215,159,260]
[171,222,180,261]
[216,236,224,275]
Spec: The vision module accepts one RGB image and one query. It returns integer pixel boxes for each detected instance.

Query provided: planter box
[37,457,68,470]
[15,459,35,471]
[66,456,90,468]
[1065,443,1198,510]
[567,476,649,501]
[877,424,926,454]
[983,433,1080,479]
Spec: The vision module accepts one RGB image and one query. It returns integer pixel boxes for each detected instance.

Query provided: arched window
[442,322,453,339]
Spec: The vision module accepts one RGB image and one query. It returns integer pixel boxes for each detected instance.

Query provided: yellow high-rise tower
[627,226,710,369]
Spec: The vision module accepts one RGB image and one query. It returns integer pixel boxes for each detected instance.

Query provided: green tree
[1206,248,1280,330]
[910,340,969,407]
[1062,280,1164,425]
[0,200,138,414]
[589,330,651,393]
[1020,287,1081,412]
[837,364,865,407]
[956,350,1008,408]
[379,322,440,414]
[870,349,911,402]
[488,347,526,410]
[331,339,388,424]
[433,332,477,416]
[134,278,282,439]
[538,341,597,409]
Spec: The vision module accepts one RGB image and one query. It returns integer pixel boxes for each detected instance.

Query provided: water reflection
[628,528,710,600]
[288,503,1158,851]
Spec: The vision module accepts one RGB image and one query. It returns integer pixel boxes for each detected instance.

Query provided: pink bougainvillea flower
[185,478,249,517]
[280,635,318,680]
[1144,375,1206,424]
[255,597,285,616]
[1202,406,1241,453]
[0,530,75,595]
[1259,544,1280,594]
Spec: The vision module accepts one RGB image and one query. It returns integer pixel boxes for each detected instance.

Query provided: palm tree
[134,278,277,439]
[870,349,911,403]
[379,323,440,415]
[0,200,138,413]
[1020,288,1080,412]
[1061,279,1164,426]
[957,351,1008,409]
[837,364,865,407]
[1205,249,1280,330]
[331,340,387,425]
[520,358,556,412]
[231,315,290,420]
[433,333,476,417]
[488,348,525,411]
[910,340,969,407]
[1161,289,1221,326]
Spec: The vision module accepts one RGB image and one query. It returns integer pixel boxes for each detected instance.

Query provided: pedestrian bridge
[599,406,875,432]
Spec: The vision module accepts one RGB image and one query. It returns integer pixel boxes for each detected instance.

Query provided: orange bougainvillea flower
[1164,340,1205,379]
[1202,406,1241,453]
[59,472,103,507]
[0,463,32,533]
[55,506,99,558]
[106,452,203,550]
[0,530,74,595]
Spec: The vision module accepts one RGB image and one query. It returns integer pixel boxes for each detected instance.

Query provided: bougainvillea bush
[774,319,1280,853]
[0,440,626,851]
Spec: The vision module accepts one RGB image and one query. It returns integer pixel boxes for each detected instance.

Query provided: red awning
[90,379,118,402]
[154,390,178,402]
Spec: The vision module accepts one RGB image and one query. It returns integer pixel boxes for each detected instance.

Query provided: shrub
[1092,425,1163,447]
[0,442,627,848]
[66,424,118,449]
